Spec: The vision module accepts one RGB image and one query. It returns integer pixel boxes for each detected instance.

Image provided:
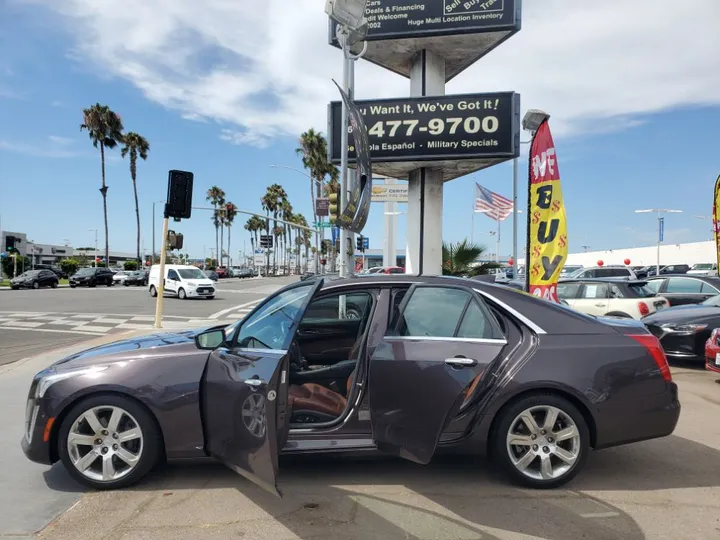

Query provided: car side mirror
[195,328,226,350]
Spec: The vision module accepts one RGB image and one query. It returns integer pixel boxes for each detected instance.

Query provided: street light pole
[512,140,531,275]
[635,208,683,275]
[152,200,164,263]
[89,228,98,267]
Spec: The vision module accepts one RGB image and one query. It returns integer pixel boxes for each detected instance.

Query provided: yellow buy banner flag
[526,120,568,303]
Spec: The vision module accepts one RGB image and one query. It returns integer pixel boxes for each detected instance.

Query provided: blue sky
[1,0,719,261]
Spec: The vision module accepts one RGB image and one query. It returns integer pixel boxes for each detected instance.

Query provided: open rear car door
[202,279,324,496]
[369,283,507,464]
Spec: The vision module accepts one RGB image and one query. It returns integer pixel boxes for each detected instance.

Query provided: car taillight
[711,328,720,347]
[637,302,650,316]
[629,333,672,382]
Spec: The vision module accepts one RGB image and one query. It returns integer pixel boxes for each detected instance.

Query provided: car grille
[197,287,215,294]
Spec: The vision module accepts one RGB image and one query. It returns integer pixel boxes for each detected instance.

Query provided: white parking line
[209,299,262,320]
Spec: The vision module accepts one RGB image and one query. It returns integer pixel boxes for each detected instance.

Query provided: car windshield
[19,270,40,278]
[628,284,656,297]
[567,267,586,278]
[693,264,714,270]
[76,268,95,276]
[178,268,206,279]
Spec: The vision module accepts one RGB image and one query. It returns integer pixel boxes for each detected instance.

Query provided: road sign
[371,184,408,202]
[313,221,333,228]
[331,226,340,245]
[329,92,519,181]
[259,235,273,248]
[328,0,521,80]
[315,197,330,217]
[362,237,369,250]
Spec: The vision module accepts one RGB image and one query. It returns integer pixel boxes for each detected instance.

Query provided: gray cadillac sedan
[21,275,680,495]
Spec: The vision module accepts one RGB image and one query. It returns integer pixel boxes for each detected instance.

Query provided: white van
[148,264,216,300]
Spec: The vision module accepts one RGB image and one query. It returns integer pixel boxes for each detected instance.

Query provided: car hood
[50,328,219,370]
[643,304,720,324]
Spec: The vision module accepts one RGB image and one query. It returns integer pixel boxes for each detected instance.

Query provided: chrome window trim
[384,336,507,345]
[473,288,547,335]
[235,347,288,355]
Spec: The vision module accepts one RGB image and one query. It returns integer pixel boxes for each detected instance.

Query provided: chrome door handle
[244,379,264,387]
[594,303,605,307]
[445,357,477,367]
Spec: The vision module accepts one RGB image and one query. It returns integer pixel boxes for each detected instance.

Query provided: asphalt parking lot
[1,279,720,539]
[0,276,298,366]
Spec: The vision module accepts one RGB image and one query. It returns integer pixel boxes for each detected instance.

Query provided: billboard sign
[371,184,409,202]
[329,92,519,166]
[328,0,521,80]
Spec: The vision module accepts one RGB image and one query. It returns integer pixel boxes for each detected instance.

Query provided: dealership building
[1,230,135,266]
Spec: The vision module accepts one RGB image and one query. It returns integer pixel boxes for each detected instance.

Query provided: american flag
[474,183,514,221]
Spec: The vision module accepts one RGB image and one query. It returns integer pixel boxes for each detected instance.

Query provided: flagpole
[496,219,501,263]
[470,183,475,244]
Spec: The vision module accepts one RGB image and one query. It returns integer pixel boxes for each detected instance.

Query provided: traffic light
[328,192,339,225]
[5,235,16,253]
[165,170,194,220]
[356,235,363,252]
[166,231,183,250]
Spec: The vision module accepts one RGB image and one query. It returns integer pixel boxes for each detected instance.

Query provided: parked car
[643,294,720,363]
[123,271,148,287]
[214,267,228,279]
[10,269,59,290]
[204,270,219,281]
[567,265,638,280]
[659,264,691,275]
[631,266,649,279]
[369,266,404,274]
[148,264,215,300]
[688,263,718,276]
[69,267,115,288]
[21,275,679,493]
[34,264,68,279]
[705,328,720,374]
[236,268,254,278]
[112,271,130,284]
[559,265,583,277]
[644,275,720,306]
[557,279,669,319]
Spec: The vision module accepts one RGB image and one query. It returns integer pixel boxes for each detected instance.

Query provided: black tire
[107,280,113,287]
[149,285,157,297]
[89,280,97,288]
[51,281,58,288]
[206,296,215,300]
[32,281,39,289]
[70,284,76,289]
[491,393,589,489]
[57,394,163,490]
[178,288,187,300]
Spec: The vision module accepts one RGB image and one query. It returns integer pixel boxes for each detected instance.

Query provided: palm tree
[206,186,225,267]
[225,202,238,267]
[261,184,287,274]
[279,199,293,274]
[294,213,311,272]
[81,103,124,267]
[120,132,150,264]
[442,239,501,277]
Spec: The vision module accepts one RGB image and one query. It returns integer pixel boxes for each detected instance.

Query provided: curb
[0,285,70,291]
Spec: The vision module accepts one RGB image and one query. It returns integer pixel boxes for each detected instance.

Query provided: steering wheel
[288,340,308,372]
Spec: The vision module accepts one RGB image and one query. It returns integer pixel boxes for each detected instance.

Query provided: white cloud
[0,139,80,158]
[48,135,75,145]
[23,0,720,147]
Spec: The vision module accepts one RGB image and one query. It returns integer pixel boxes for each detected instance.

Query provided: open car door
[368,283,507,465]
[202,279,323,496]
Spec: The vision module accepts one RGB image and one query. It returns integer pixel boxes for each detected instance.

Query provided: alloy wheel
[505,405,581,481]
[66,405,144,483]
[241,393,267,438]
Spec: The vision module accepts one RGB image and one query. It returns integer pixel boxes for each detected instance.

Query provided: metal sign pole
[338,29,351,278]
[153,214,170,329]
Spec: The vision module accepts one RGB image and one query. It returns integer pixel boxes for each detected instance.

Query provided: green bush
[123,260,138,271]
[60,258,80,276]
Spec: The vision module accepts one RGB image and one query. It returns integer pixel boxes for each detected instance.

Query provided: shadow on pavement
[41,434,720,539]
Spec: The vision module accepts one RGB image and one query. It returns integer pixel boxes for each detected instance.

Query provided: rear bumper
[594,382,680,450]
[705,356,720,374]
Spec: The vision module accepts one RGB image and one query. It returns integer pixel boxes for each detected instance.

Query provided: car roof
[648,274,720,281]
[559,277,648,285]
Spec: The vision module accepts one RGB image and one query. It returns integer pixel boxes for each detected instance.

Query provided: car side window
[665,277,703,293]
[701,282,720,294]
[645,279,663,293]
[455,300,495,339]
[580,283,609,299]
[302,292,372,322]
[610,284,626,298]
[167,270,180,281]
[557,282,581,299]
[397,287,471,338]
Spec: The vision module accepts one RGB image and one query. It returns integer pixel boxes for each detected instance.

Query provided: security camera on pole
[325,0,370,277]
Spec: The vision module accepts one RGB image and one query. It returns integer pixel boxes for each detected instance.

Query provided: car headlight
[36,365,110,399]
[187,281,197,287]
[659,323,707,334]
